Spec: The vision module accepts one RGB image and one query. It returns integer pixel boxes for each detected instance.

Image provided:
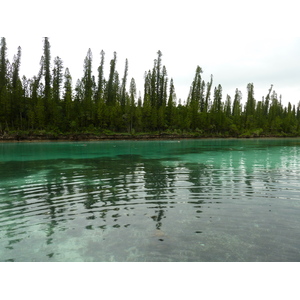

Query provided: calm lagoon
[0,138,300,262]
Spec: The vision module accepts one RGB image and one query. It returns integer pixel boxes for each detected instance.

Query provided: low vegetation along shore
[1,129,299,142]
[1,38,300,141]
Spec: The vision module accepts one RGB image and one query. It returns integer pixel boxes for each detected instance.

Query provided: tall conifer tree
[63,67,73,128]
[107,52,117,105]
[96,50,105,103]
[0,37,8,91]
[11,46,23,128]
[43,37,52,104]
[81,48,94,125]
[52,56,63,103]
[121,58,128,107]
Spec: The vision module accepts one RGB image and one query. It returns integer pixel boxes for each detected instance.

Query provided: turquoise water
[0,138,300,262]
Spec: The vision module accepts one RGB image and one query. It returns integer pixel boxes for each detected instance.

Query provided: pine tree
[205,75,213,113]
[63,67,73,129]
[143,70,151,104]
[245,83,256,129]
[50,56,64,128]
[0,38,9,130]
[187,66,204,130]
[73,78,87,129]
[96,50,105,103]
[120,58,128,107]
[158,65,168,108]
[166,78,176,128]
[156,50,162,103]
[52,56,63,103]
[96,50,107,129]
[150,61,157,108]
[126,77,136,132]
[144,64,157,130]
[268,90,283,132]
[43,37,52,121]
[11,46,24,128]
[142,71,152,130]
[224,94,232,117]
[135,92,143,132]
[209,84,223,133]
[282,102,296,134]
[255,100,265,130]
[82,48,94,126]
[0,37,8,92]
[35,56,46,129]
[263,84,273,116]
[113,71,120,104]
[245,83,256,114]
[0,86,9,131]
[107,51,117,105]
[11,47,21,90]
[232,88,242,117]
[188,65,203,109]
[212,84,222,113]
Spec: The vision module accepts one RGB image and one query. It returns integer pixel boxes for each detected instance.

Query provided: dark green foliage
[121,58,128,107]
[96,50,105,103]
[43,37,52,121]
[53,56,63,103]
[0,37,300,138]
[82,48,94,125]
[0,37,8,91]
[107,52,117,106]
[62,68,73,129]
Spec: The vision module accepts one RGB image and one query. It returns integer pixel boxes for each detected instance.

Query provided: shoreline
[1,133,300,142]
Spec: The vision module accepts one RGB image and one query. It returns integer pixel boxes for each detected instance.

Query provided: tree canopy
[1,37,300,138]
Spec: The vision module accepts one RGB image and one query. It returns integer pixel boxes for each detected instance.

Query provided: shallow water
[0,138,300,261]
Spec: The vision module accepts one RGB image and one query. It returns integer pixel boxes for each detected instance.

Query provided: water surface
[1,138,300,261]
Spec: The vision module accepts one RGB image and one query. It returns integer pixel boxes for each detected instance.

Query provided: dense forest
[1,37,300,139]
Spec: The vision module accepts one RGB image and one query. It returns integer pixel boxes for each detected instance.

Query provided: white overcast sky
[2,0,300,106]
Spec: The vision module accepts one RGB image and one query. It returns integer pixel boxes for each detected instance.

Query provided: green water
[0,138,300,262]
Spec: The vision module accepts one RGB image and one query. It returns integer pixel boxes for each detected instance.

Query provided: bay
[0,138,300,262]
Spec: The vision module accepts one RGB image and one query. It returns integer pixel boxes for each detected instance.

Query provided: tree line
[1,37,300,137]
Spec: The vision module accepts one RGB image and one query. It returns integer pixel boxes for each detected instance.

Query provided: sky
[2,0,300,107]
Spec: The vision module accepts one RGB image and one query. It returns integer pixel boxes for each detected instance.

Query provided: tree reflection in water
[1,139,300,261]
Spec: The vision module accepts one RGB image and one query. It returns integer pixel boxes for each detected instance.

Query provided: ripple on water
[1,140,300,261]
